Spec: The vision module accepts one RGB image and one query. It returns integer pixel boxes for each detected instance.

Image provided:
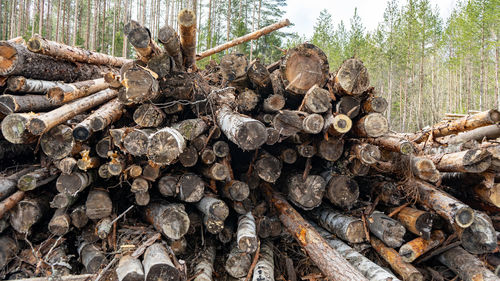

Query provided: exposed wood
[280,148,298,164]
[336,96,361,118]
[124,20,162,62]
[196,19,290,60]
[178,9,197,69]
[334,58,370,96]
[70,205,89,229]
[55,171,93,195]
[273,110,303,137]
[263,94,285,113]
[260,183,369,281]
[17,167,58,191]
[217,106,267,150]
[48,208,71,236]
[325,175,359,209]
[353,113,389,138]
[460,211,497,254]
[122,128,153,156]
[158,25,183,68]
[0,167,36,201]
[395,207,433,239]
[9,195,48,233]
[223,180,250,202]
[254,153,282,183]
[281,43,329,95]
[248,59,271,88]
[144,202,189,240]
[351,143,381,165]
[120,65,159,104]
[143,243,180,281]
[133,103,165,128]
[323,112,352,136]
[225,244,252,278]
[220,53,248,82]
[302,114,324,134]
[0,236,18,269]
[237,89,259,112]
[47,78,109,104]
[370,237,424,281]
[301,85,331,113]
[399,230,445,263]
[318,138,344,161]
[146,127,186,165]
[177,173,205,202]
[78,243,106,274]
[85,189,113,220]
[116,255,145,281]
[1,113,38,144]
[27,34,131,67]
[362,95,388,114]
[287,174,326,210]
[252,241,274,281]
[40,124,74,159]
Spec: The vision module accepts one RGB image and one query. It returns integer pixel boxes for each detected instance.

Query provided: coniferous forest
[0,0,499,132]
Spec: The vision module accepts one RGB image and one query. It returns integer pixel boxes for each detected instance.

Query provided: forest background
[0,0,498,132]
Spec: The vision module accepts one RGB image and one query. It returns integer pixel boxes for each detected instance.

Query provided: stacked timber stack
[0,11,498,281]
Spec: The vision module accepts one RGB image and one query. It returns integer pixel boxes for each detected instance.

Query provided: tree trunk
[178,9,196,69]
[17,167,58,191]
[260,183,368,281]
[325,175,359,209]
[85,189,112,220]
[353,113,389,138]
[146,127,186,165]
[116,255,145,281]
[438,246,498,281]
[311,207,365,244]
[287,174,326,210]
[28,34,131,66]
[460,211,497,254]
[72,0,79,46]
[144,202,190,239]
[217,106,267,150]
[9,195,49,233]
[395,207,433,239]
[124,20,162,62]
[0,42,116,82]
[73,99,123,141]
[143,243,180,281]
[367,211,406,248]
[236,212,257,253]
[158,25,183,68]
[39,124,75,160]
[225,244,252,278]
[78,243,106,274]
[48,208,71,236]
[424,148,491,173]
[0,94,57,115]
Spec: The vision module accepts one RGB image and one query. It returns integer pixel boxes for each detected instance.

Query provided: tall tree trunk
[10,0,16,38]
[418,34,424,129]
[60,0,65,42]
[249,0,255,60]
[206,0,212,53]
[111,0,117,55]
[72,0,79,46]
[141,0,146,26]
[0,0,3,39]
[226,0,230,44]
[122,0,128,57]
[387,60,392,127]
[39,0,44,36]
[65,0,70,44]
[496,37,499,110]
[32,0,38,36]
[17,0,23,37]
[165,0,170,28]
[101,0,106,52]
[85,0,90,48]
[399,78,403,131]
[46,0,51,39]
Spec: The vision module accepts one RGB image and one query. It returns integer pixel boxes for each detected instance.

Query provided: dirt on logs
[0,15,499,281]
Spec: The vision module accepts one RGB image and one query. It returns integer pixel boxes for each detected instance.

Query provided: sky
[284,0,457,36]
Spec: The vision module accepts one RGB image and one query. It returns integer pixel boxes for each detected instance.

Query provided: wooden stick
[196,19,290,60]
[178,9,197,69]
[0,190,25,219]
[28,34,131,67]
[260,183,368,281]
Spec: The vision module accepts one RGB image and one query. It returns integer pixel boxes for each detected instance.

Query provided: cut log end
[455,207,475,228]
[335,58,370,96]
[0,43,18,76]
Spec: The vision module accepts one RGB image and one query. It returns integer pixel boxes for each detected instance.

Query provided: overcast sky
[284,0,457,36]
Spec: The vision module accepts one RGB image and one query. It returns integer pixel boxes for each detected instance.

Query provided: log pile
[0,14,499,281]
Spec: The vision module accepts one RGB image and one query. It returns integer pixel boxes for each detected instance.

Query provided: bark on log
[9,195,48,233]
[28,88,118,135]
[0,94,56,115]
[143,243,180,281]
[425,148,492,173]
[325,175,359,209]
[225,245,252,278]
[362,136,415,155]
[287,174,326,210]
[0,41,114,82]
[73,99,123,141]
[334,58,370,96]
[313,223,400,281]
[0,141,34,161]
[47,78,109,104]
[147,127,186,165]
[6,275,94,281]
[237,212,258,254]
[258,216,282,238]
[85,189,113,220]
[368,211,406,248]
[438,246,498,281]
[475,183,500,207]
[411,179,475,228]
[17,167,58,191]
[248,60,271,88]
[395,207,433,239]
[124,21,162,62]
[6,76,66,93]
[193,244,216,281]
[260,183,369,281]
[40,124,74,160]
[50,192,77,209]
[280,43,329,95]
[273,110,303,137]
[78,243,106,274]
[310,207,365,244]
[270,71,285,96]
[1,113,38,144]
[28,34,130,67]
[116,255,145,281]
[133,103,165,128]
[178,9,197,69]
[122,128,154,156]
[220,53,248,83]
[412,109,500,143]
[158,25,183,68]
[399,230,445,263]
[370,237,424,281]
[196,196,229,221]
[460,211,497,254]
[104,72,122,88]
[171,118,207,141]
[142,165,160,182]
[217,106,267,150]
[197,19,290,60]
[178,173,205,202]
[443,124,500,145]
[0,167,36,201]
[0,191,25,220]
[353,113,389,138]
[144,202,190,239]
[48,208,71,236]
[252,241,274,281]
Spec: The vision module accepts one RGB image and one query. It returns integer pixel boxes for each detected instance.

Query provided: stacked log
[0,16,498,281]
